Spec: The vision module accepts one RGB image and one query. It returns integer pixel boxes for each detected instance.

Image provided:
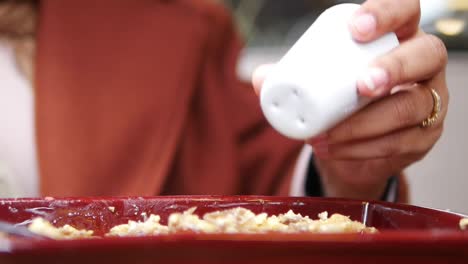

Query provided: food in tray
[28,217,94,239]
[460,218,468,230]
[27,207,377,239]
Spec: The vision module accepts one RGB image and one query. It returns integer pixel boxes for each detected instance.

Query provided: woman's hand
[252,0,449,200]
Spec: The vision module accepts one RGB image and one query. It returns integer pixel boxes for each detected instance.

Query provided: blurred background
[221,0,468,213]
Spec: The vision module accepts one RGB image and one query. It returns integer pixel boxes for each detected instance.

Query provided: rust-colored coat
[35,0,303,196]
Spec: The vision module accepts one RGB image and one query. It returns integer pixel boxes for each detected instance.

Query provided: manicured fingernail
[252,64,274,94]
[358,67,389,93]
[351,13,377,36]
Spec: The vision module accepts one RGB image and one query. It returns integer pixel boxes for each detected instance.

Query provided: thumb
[251,64,275,96]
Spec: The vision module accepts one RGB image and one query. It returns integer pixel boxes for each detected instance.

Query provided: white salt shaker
[260,3,399,140]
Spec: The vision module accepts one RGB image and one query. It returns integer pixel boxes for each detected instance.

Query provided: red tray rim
[1,195,467,253]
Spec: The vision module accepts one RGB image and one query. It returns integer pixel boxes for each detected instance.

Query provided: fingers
[326,80,446,144]
[349,0,421,42]
[315,125,443,160]
[358,32,448,97]
[251,64,274,95]
[310,67,448,160]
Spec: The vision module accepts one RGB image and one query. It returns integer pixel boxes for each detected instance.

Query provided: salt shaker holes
[292,88,299,97]
[298,116,306,126]
[271,101,281,112]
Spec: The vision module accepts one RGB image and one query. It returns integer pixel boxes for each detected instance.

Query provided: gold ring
[421,88,442,128]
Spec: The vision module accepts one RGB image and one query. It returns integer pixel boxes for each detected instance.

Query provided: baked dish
[27,207,377,239]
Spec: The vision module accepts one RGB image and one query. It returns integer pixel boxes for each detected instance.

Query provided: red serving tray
[0,196,467,264]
